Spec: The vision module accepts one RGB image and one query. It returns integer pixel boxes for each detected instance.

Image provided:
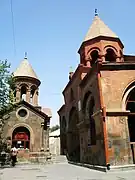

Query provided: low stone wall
[29,152,52,164]
[18,149,29,157]
[17,150,52,164]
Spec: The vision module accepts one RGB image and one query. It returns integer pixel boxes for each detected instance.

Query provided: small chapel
[58,13,135,169]
[2,55,52,159]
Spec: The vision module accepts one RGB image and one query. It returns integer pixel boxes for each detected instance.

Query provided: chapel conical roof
[84,15,118,42]
[13,57,39,80]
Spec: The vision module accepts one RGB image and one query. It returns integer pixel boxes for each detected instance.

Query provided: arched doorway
[82,91,96,146]
[12,126,30,150]
[126,87,135,163]
[61,116,67,155]
[67,107,80,162]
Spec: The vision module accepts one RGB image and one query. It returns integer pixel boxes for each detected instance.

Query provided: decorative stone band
[91,108,130,118]
[106,109,130,116]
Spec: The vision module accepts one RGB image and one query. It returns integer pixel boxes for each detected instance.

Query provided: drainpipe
[97,61,109,169]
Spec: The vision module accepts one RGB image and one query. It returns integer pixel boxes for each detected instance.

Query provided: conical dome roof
[84,15,118,42]
[13,58,39,80]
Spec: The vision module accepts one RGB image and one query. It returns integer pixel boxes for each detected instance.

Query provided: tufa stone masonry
[2,56,52,161]
[58,14,135,168]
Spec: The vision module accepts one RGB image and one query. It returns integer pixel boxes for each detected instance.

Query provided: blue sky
[0,0,135,126]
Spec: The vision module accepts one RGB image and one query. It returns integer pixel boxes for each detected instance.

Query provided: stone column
[116,56,121,62]
[41,122,44,151]
[33,89,38,106]
[43,119,50,152]
[101,55,105,62]
[46,126,49,151]
[16,87,20,102]
[85,56,91,67]
[26,88,31,103]
[44,130,47,151]
[86,60,91,67]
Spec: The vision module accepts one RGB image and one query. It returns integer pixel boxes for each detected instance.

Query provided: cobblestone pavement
[0,162,135,180]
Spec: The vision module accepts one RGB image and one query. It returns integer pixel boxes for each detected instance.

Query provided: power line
[10,0,16,57]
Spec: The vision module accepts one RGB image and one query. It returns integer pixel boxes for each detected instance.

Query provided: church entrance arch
[125,86,135,163]
[12,126,30,150]
[67,107,80,162]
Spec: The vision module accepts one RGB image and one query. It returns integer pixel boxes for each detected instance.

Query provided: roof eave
[78,36,124,53]
[16,100,49,120]
[13,76,41,86]
[57,104,65,115]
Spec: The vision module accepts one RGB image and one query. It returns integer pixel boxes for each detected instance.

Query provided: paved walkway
[0,162,135,180]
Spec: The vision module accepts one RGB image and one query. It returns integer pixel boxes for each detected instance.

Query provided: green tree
[50,124,60,132]
[0,60,14,152]
[0,60,14,114]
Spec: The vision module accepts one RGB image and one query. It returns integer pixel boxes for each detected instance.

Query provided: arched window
[83,92,96,145]
[14,90,16,99]
[90,50,99,66]
[68,107,80,161]
[62,116,66,132]
[82,91,91,114]
[30,85,37,104]
[20,86,27,101]
[88,96,96,145]
[70,88,74,102]
[126,87,135,113]
[105,48,116,62]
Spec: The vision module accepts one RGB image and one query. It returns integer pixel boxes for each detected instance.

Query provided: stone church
[3,56,52,158]
[58,13,135,168]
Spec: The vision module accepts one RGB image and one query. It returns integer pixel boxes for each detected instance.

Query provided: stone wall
[2,104,48,152]
[106,116,132,166]
[101,70,135,110]
[49,136,60,156]
[80,111,105,166]
[79,106,106,165]
[78,68,106,166]
[100,69,135,166]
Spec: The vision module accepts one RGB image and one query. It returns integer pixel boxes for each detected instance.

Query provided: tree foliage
[0,60,14,118]
[50,124,60,132]
[0,60,14,152]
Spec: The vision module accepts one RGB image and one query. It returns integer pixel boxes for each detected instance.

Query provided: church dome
[83,15,118,42]
[13,57,39,80]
